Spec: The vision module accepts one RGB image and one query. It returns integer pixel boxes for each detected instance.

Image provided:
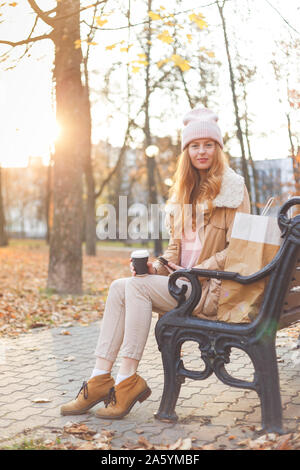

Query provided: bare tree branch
[45,7,57,16]
[27,0,55,27]
[94,118,133,200]
[81,0,235,32]
[27,0,107,27]
[264,0,299,35]
[9,17,38,65]
[0,14,49,70]
[0,33,52,48]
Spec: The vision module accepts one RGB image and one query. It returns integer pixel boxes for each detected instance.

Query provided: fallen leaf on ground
[275,434,293,450]
[63,356,75,362]
[135,428,144,434]
[0,244,132,338]
[201,444,216,450]
[63,423,97,441]
[137,436,153,449]
[32,398,52,403]
[169,438,192,450]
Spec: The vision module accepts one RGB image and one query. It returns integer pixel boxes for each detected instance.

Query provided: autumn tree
[271,38,300,194]
[216,0,251,198]
[236,62,260,214]
[88,1,214,253]
[0,0,107,293]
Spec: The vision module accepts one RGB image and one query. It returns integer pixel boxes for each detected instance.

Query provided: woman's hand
[130,259,157,277]
[166,261,184,273]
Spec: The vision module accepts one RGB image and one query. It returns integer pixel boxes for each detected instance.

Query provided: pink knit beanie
[181,107,223,151]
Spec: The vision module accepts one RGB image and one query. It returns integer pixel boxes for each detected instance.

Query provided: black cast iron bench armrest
[167,243,281,313]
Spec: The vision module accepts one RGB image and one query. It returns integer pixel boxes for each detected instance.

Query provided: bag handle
[261,197,275,216]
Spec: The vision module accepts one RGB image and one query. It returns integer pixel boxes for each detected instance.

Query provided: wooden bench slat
[290,268,300,288]
[279,307,300,329]
[283,291,300,312]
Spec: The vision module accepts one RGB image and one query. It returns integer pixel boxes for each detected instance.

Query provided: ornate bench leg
[154,339,183,422]
[252,341,283,434]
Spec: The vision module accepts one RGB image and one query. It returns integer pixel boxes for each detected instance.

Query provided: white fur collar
[212,166,244,208]
[166,166,245,210]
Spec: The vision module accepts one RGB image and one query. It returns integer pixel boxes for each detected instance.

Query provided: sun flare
[0,115,61,168]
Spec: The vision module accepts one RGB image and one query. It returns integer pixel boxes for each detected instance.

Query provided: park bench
[154,197,300,434]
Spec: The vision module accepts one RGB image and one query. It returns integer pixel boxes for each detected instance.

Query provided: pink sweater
[180,229,202,269]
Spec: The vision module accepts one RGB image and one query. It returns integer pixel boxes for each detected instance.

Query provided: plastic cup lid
[131,249,149,258]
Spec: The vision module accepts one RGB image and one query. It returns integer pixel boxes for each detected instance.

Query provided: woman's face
[188,138,216,173]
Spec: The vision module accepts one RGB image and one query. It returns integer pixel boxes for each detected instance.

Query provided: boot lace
[104,386,116,408]
[76,381,88,400]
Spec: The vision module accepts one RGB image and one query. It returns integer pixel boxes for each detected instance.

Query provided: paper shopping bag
[217,211,282,323]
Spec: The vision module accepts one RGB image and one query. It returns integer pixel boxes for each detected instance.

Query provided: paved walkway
[0,318,299,449]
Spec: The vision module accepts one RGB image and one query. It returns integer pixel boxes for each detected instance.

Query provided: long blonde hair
[166,143,228,233]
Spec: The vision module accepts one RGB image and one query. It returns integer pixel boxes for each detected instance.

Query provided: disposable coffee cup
[131,249,149,276]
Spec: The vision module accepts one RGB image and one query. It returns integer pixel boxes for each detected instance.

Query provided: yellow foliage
[157,60,165,68]
[9,2,18,6]
[120,44,133,52]
[157,57,170,68]
[131,57,149,66]
[132,66,140,74]
[148,11,161,21]
[157,30,173,44]
[189,13,208,29]
[171,54,190,72]
[74,39,82,50]
[199,47,215,58]
[95,17,108,27]
[186,34,193,43]
[106,44,117,50]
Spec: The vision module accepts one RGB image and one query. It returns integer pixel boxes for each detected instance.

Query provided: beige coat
[153,167,251,319]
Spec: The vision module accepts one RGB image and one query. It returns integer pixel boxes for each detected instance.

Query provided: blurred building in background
[2,147,296,239]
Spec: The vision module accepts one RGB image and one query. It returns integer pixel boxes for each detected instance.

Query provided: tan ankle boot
[60,373,114,415]
[95,373,151,420]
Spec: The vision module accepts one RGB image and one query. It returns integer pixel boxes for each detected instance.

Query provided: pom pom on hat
[182,106,223,150]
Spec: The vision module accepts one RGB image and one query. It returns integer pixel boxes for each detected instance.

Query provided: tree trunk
[243,96,260,214]
[286,113,300,194]
[47,0,83,294]
[245,133,260,214]
[0,166,8,246]
[85,153,96,256]
[82,76,96,256]
[145,0,162,256]
[45,154,53,244]
[217,1,251,197]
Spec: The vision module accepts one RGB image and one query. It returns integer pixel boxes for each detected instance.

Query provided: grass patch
[2,438,48,450]
[38,287,58,297]
[7,238,169,251]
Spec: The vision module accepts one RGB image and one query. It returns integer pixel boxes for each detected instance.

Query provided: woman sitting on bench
[61,106,250,420]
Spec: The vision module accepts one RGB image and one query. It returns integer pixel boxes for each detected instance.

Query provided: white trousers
[94,275,191,362]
